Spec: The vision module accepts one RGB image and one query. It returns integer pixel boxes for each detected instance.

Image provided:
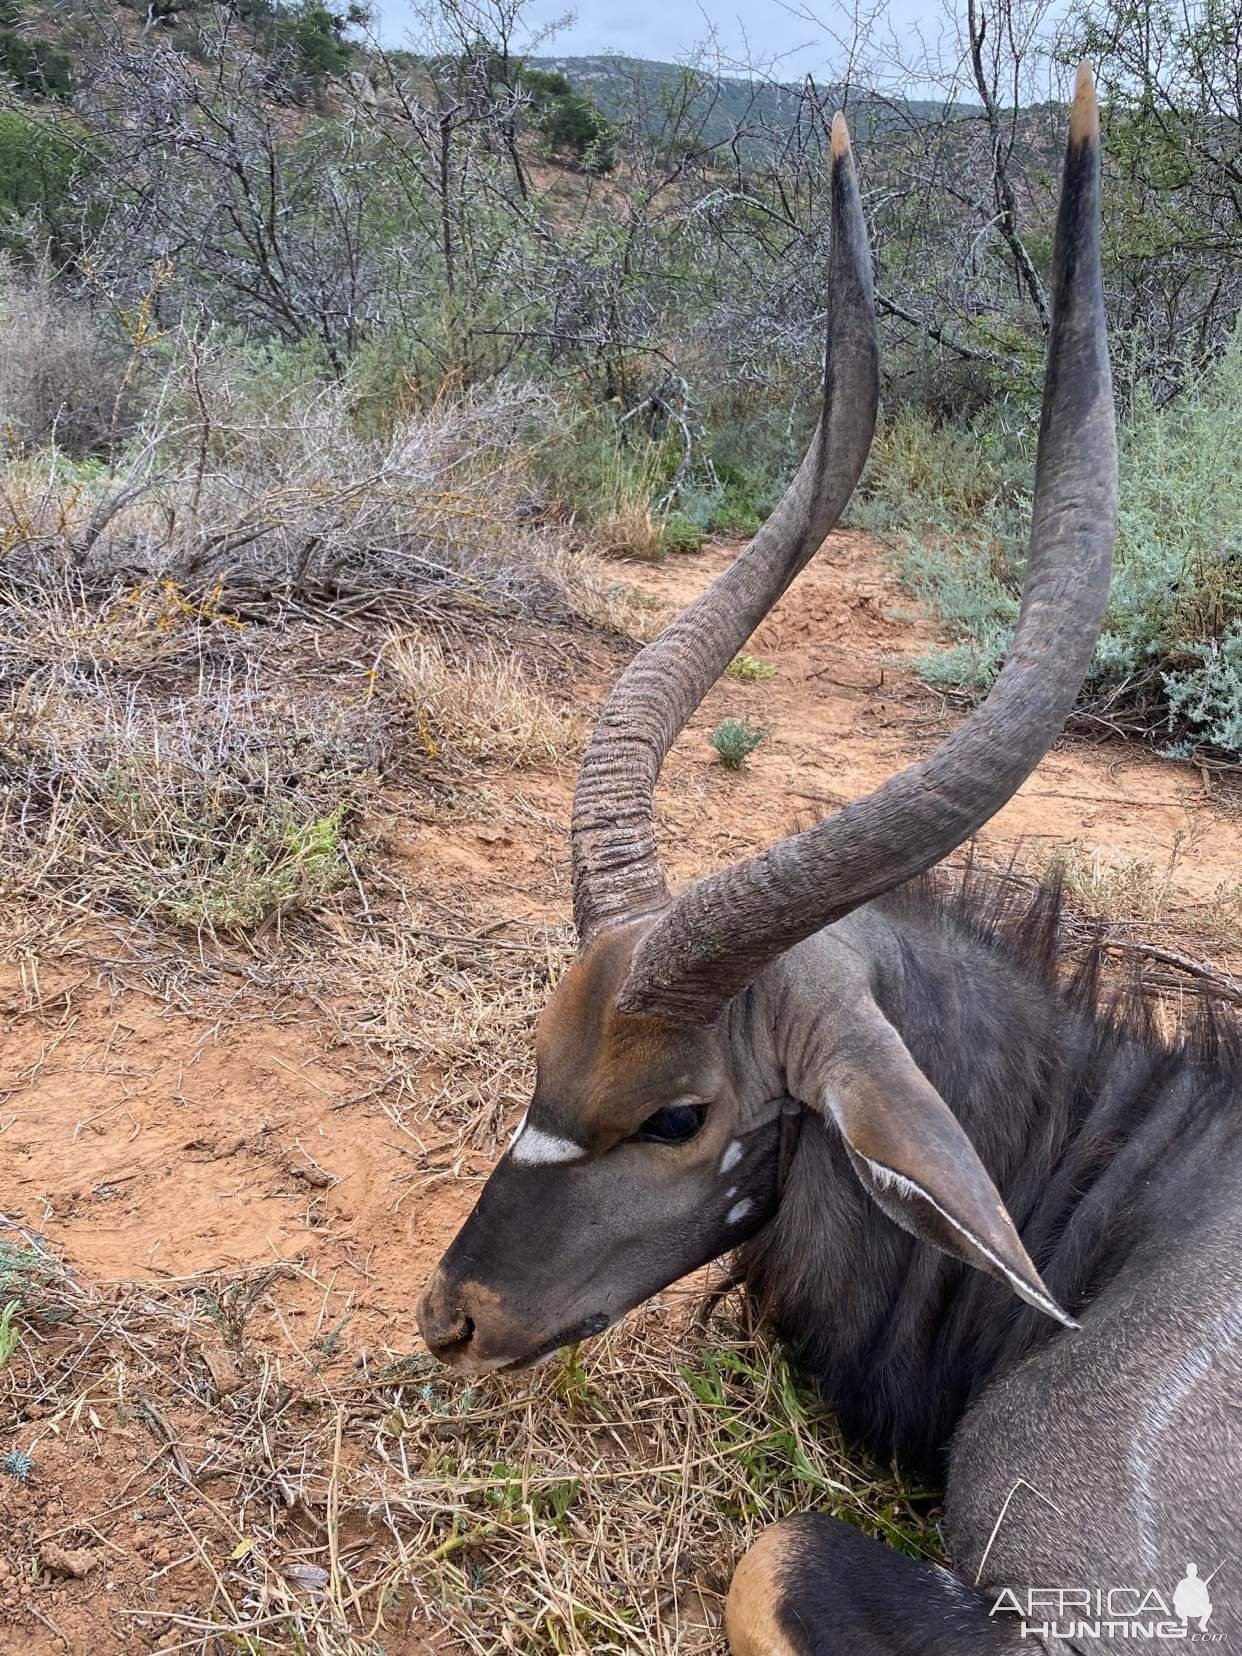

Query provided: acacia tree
[63,7,389,373]
[1064,0,1241,384]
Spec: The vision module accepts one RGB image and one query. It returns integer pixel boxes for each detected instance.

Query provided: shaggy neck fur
[739,874,1242,1478]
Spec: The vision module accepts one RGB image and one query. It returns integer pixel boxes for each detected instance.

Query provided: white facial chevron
[510,1121,586,1166]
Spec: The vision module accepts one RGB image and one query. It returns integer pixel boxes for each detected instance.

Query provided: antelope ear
[822,1011,1076,1327]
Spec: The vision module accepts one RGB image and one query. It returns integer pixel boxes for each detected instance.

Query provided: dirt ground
[2,530,1239,1654]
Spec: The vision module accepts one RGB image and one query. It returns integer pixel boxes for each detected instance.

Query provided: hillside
[2,0,959,145]
[528,53,956,145]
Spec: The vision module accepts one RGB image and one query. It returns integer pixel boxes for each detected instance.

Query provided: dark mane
[740,867,1242,1478]
[878,863,1241,1072]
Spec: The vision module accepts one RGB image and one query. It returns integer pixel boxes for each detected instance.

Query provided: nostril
[417,1269,479,1365]
[432,1315,475,1359]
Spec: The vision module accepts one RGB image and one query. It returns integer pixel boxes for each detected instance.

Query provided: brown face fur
[529,924,727,1149]
[416,926,791,1373]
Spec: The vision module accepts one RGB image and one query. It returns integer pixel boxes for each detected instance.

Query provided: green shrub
[1163,625,1242,757]
[534,410,680,531]
[709,716,767,769]
[0,112,86,259]
[659,510,705,554]
[726,652,777,681]
[0,0,72,101]
[873,335,1242,759]
[521,68,616,172]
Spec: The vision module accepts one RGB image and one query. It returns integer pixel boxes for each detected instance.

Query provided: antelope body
[417,67,1242,1653]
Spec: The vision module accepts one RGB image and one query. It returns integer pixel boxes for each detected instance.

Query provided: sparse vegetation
[0,1211,933,1653]
[727,652,778,681]
[0,2,1238,1650]
[710,716,767,769]
[2,672,378,932]
[1038,838,1241,953]
[387,631,573,768]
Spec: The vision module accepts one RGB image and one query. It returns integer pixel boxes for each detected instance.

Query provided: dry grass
[0,1220,932,1656]
[1,668,384,935]
[589,501,666,562]
[326,888,572,1145]
[1037,837,1242,956]
[386,633,576,771]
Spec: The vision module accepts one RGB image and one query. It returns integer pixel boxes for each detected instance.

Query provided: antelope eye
[635,1103,707,1145]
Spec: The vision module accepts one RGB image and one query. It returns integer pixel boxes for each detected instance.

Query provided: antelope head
[418,69,1117,1374]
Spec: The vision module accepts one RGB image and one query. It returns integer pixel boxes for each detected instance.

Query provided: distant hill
[2,2,964,153]
[527,54,955,146]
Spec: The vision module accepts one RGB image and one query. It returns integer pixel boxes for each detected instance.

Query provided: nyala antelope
[418,66,1241,1653]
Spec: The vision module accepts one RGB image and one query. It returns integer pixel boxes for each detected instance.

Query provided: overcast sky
[366,0,968,86]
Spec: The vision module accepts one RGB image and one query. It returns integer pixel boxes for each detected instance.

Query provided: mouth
[498,1311,612,1371]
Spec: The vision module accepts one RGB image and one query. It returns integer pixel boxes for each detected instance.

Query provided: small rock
[41,1542,98,1579]
[286,1153,333,1189]
[200,1343,243,1398]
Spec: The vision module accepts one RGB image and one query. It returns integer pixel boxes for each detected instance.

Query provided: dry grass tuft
[590,501,667,562]
[555,560,666,641]
[0,365,583,630]
[1039,837,1184,924]
[0,561,247,678]
[2,669,383,934]
[1038,837,1241,954]
[386,632,575,770]
[328,890,572,1144]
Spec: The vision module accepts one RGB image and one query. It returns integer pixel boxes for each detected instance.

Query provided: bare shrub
[0,558,248,683]
[386,631,573,769]
[0,264,136,456]
[0,349,634,637]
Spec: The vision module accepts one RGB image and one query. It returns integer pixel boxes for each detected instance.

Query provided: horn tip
[1070,60,1099,143]
[830,111,850,159]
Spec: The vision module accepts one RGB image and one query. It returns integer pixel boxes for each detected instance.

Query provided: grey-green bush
[867,335,1242,759]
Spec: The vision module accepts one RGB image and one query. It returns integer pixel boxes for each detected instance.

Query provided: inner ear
[821,1010,1076,1327]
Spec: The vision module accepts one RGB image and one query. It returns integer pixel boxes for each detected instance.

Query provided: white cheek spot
[510,1125,586,1166]
[724,1185,737,1200]
[726,1198,753,1226]
[719,1140,743,1175]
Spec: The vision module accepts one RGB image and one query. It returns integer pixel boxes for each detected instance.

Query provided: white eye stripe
[510,1125,586,1166]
